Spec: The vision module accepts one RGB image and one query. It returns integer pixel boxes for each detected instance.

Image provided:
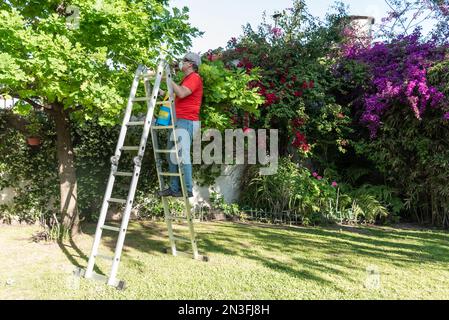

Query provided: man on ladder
[157,52,203,198]
[80,50,207,290]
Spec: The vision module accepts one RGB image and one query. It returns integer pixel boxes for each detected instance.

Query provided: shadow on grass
[57,219,449,288]
[57,230,104,276]
[197,221,449,284]
[57,221,168,277]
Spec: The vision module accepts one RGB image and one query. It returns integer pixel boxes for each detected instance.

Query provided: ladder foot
[77,268,125,290]
[117,280,126,291]
[164,247,209,262]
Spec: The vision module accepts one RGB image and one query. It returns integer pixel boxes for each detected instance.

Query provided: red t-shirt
[175,72,203,121]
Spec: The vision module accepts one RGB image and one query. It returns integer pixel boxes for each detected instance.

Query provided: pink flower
[301,143,311,152]
[271,27,283,38]
[243,127,252,134]
[312,172,318,178]
[332,181,338,188]
[317,176,323,180]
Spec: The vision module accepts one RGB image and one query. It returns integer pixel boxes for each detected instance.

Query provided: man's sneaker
[171,191,183,198]
[173,191,194,198]
[158,188,174,197]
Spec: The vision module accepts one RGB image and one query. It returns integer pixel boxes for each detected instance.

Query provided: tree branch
[12,95,53,110]
[0,110,29,135]
[23,98,44,110]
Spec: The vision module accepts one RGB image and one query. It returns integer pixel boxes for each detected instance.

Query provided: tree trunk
[49,104,80,236]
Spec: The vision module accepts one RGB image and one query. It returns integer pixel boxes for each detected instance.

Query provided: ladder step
[155,149,176,154]
[96,254,114,261]
[132,99,170,105]
[101,225,121,232]
[114,172,134,177]
[173,236,192,243]
[139,73,156,79]
[127,121,145,126]
[159,172,181,177]
[133,97,151,102]
[152,125,175,130]
[133,99,169,104]
[121,146,140,151]
[108,198,127,204]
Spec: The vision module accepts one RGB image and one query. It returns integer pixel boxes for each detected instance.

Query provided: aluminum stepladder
[77,53,207,290]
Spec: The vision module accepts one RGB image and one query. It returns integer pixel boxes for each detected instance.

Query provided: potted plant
[25,118,42,146]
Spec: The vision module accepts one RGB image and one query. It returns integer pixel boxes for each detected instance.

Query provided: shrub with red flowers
[221,0,352,159]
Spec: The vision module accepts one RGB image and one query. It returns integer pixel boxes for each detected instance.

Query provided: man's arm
[171,81,192,99]
[158,81,192,99]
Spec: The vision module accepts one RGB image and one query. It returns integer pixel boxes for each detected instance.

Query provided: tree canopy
[0,0,201,124]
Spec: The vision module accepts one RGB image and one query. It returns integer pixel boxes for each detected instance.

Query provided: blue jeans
[167,119,200,194]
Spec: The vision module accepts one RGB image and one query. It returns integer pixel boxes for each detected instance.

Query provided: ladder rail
[163,63,200,260]
[148,77,178,257]
[107,59,166,286]
[85,65,144,279]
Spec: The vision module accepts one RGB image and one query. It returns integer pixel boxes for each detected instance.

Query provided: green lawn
[1,220,449,299]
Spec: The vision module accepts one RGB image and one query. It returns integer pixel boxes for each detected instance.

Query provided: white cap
[184,52,201,67]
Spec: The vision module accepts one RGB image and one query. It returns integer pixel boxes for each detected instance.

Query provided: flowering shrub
[338,26,449,226]
[220,0,352,159]
[345,30,447,137]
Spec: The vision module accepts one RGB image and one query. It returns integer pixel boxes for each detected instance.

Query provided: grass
[1,220,449,299]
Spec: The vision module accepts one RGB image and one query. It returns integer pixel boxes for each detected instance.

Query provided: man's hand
[146,70,156,77]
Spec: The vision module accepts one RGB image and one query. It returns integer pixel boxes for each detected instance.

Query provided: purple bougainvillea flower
[342,30,447,137]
